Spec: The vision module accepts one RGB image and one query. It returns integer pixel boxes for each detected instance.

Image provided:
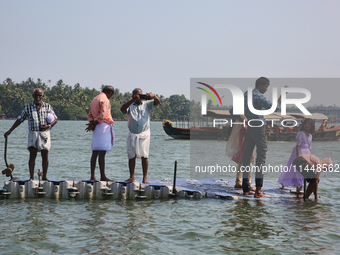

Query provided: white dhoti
[27,130,51,151]
[126,129,150,159]
[91,122,115,151]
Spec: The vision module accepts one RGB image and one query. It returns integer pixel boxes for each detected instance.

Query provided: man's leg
[29,147,38,180]
[90,150,98,180]
[305,179,319,200]
[141,157,149,184]
[235,163,242,188]
[98,151,111,181]
[248,168,255,191]
[127,157,136,182]
[242,128,256,194]
[305,182,315,199]
[253,126,268,198]
[41,150,49,180]
[314,179,319,200]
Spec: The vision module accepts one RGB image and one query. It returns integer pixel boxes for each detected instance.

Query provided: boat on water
[265,112,340,141]
[163,110,340,141]
[162,119,229,140]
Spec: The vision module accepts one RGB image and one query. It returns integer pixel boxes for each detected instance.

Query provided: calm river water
[0,120,340,254]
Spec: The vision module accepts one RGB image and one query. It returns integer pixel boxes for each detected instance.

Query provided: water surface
[0,120,339,254]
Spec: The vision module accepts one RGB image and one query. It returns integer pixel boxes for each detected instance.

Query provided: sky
[1,0,340,105]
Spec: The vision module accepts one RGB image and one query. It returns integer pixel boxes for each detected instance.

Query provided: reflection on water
[217,200,279,253]
[222,200,274,239]
[0,120,340,254]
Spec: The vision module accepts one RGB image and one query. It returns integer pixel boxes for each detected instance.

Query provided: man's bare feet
[90,177,98,181]
[125,178,135,182]
[254,187,269,198]
[142,180,150,184]
[254,192,269,198]
[243,191,254,195]
[100,177,112,181]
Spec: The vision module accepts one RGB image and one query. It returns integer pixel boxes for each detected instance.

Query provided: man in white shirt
[120,88,160,183]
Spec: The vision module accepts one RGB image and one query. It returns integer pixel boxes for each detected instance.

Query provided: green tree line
[0,78,198,121]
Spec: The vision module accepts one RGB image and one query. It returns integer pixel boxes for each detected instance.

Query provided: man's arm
[256,92,279,111]
[50,119,58,128]
[146,93,160,106]
[256,85,289,111]
[41,119,58,131]
[96,98,107,123]
[120,94,139,113]
[277,85,289,106]
[5,105,29,136]
[41,105,59,131]
[4,119,22,137]
[85,99,107,132]
[85,120,97,132]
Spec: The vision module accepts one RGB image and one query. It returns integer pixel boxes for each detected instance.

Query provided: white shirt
[127,100,157,134]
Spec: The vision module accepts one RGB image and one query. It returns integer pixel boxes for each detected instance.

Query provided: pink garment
[278,131,312,187]
[300,154,332,168]
[231,126,254,165]
[87,92,114,124]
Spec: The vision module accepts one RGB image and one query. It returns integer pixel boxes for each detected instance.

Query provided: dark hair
[300,118,315,134]
[255,77,270,88]
[102,85,115,94]
[132,88,142,95]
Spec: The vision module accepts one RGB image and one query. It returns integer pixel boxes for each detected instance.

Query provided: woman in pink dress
[278,118,315,190]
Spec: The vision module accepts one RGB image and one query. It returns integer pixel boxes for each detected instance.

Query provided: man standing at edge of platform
[86,85,115,181]
[120,88,160,183]
[4,88,58,180]
[242,77,287,198]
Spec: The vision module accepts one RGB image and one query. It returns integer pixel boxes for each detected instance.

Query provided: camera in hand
[138,94,147,100]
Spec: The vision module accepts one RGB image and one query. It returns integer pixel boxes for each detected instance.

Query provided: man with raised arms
[120,88,160,183]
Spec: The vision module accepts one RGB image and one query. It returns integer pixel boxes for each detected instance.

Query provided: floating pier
[0,178,293,200]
